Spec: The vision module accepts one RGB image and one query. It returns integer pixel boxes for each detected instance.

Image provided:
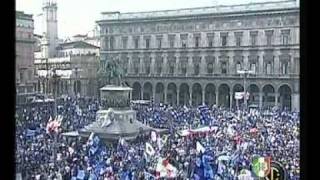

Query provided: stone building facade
[16,11,36,94]
[34,41,100,97]
[97,0,300,110]
[34,0,101,98]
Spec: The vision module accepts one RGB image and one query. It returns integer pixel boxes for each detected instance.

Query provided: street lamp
[237,69,255,110]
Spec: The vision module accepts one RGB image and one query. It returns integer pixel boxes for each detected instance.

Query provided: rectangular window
[265,30,274,46]
[195,37,200,48]
[250,31,258,46]
[105,38,109,50]
[194,64,200,75]
[221,36,227,46]
[282,35,289,45]
[134,38,139,49]
[170,39,174,48]
[156,62,162,74]
[266,63,272,74]
[250,63,256,73]
[110,36,114,50]
[207,33,214,47]
[236,36,241,46]
[281,62,288,74]
[281,29,290,45]
[122,38,128,49]
[251,35,257,46]
[236,63,241,72]
[221,62,227,74]
[267,35,272,46]
[134,63,139,74]
[182,40,187,48]
[157,39,162,49]
[169,64,174,74]
[146,39,150,49]
[181,62,187,74]
[145,63,150,74]
[207,62,213,74]
[208,39,213,47]
[19,71,23,82]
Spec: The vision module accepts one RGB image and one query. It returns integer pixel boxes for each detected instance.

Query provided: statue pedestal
[78,85,168,143]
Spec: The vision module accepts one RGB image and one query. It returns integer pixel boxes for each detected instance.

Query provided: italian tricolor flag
[252,157,271,177]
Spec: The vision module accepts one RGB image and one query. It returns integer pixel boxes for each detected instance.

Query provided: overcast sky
[16,0,280,39]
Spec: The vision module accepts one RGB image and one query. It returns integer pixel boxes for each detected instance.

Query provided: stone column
[202,88,205,105]
[229,91,233,110]
[129,91,132,101]
[128,55,133,74]
[175,56,179,76]
[153,85,156,102]
[215,88,219,106]
[292,93,300,111]
[259,55,264,75]
[275,92,279,107]
[189,89,192,106]
[177,87,180,105]
[200,56,206,76]
[259,91,263,109]
[151,56,156,75]
[188,56,193,76]
[274,55,280,75]
[243,55,249,70]
[140,57,144,75]
[141,86,144,100]
[164,87,167,104]
[163,56,168,75]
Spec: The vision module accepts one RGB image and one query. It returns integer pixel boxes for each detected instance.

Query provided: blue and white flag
[77,170,85,180]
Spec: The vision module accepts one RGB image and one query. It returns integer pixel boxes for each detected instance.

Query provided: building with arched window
[97,0,299,110]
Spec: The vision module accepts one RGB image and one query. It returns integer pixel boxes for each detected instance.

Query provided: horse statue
[98,58,124,86]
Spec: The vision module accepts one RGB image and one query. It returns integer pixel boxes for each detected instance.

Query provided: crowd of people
[15,96,300,179]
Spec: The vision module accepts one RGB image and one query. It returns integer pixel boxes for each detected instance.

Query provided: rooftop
[57,41,99,50]
[16,11,33,20]
[98,0,298,22]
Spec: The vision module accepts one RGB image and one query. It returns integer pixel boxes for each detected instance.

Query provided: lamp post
[237,69,255,110]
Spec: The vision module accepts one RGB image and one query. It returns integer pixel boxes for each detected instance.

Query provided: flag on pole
[196,141,206,154]
[151,131,157,142]
[252,157,271,178]
[145,142,155,156]
[46,116,61,134]
[155,157,178,178]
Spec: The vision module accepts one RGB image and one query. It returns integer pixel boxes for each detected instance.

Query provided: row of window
[105,29,292,50]
[122,60,291,75]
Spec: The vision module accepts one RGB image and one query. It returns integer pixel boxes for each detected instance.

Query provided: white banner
[235,92,250,100]
[235,92,244,100]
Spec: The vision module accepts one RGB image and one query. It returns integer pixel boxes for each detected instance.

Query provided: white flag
[151,131,157,142]
[145,142,155,156]
[196,141,205,154]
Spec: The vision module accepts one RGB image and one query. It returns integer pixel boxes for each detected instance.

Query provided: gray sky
[16,0,279,39]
